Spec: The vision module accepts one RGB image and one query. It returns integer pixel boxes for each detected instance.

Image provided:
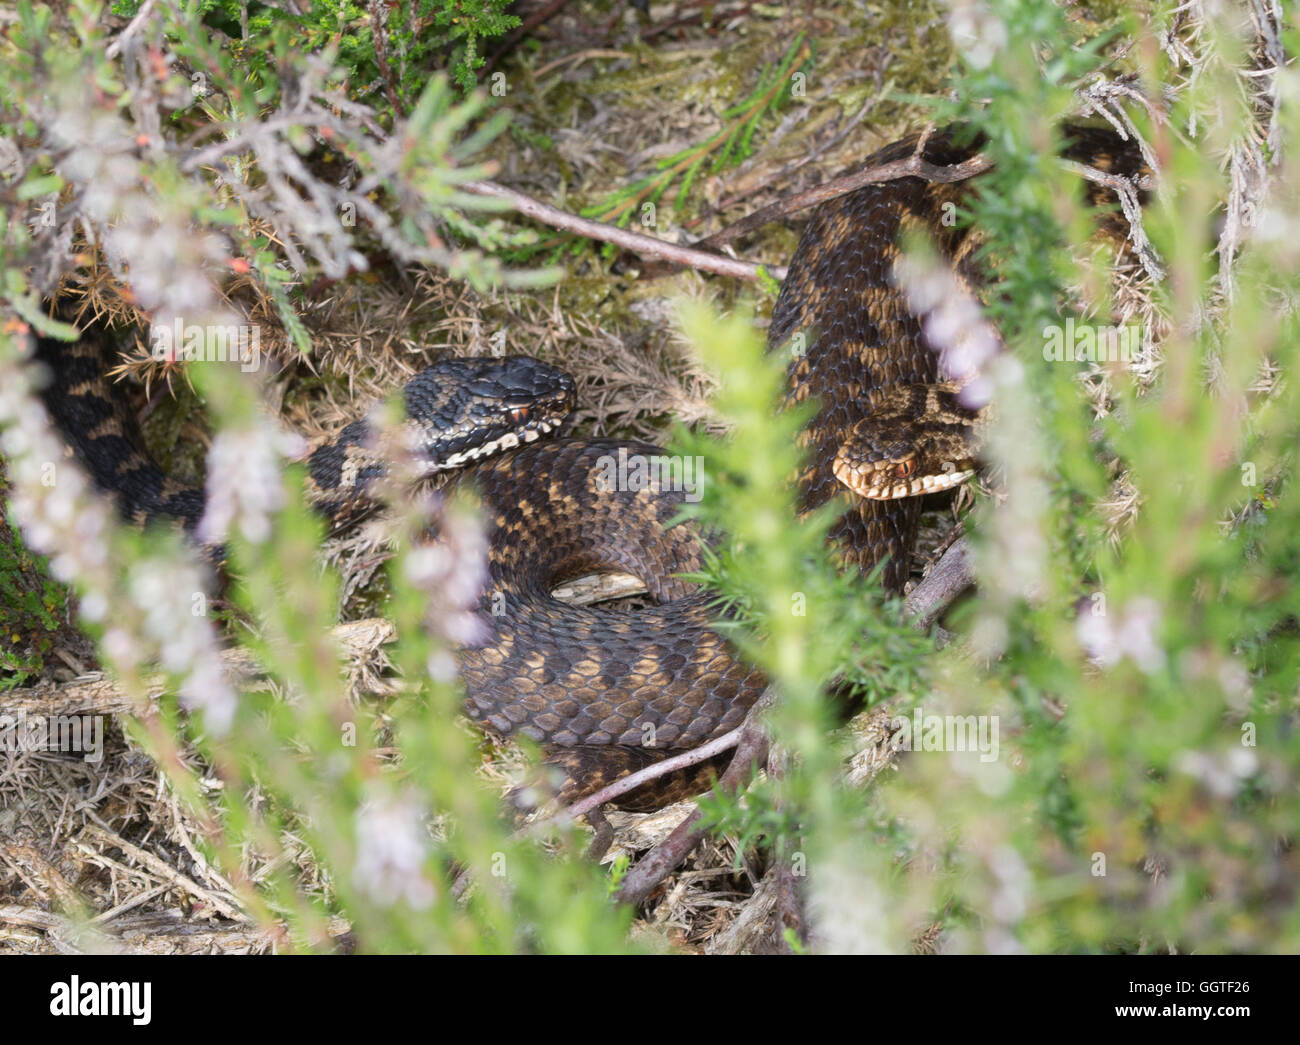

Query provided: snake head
[402,356,576,472]
[833,415,978,500]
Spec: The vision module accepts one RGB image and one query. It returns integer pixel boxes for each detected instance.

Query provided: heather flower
[401,497,491,652]
[1075,595,1168,675]
[352,792,437,910]
[0,342,238,734]
[199,421,305,546]
[946,0,1008,70]
[896,252,1000,408]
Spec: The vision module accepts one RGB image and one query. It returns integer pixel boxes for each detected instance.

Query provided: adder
[26,124,1146,810]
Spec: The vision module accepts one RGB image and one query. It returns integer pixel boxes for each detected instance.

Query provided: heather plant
[108,0,520,99]
[678,0,1300,951]
[1,0,623,952]
[919,0,1300,952]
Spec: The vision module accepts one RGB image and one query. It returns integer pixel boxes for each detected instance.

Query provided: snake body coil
[456,129,993,806]
[29,126,1145,810]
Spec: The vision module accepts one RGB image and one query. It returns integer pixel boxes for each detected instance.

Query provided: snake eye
[894,459,916,479]
[509,406,530,425]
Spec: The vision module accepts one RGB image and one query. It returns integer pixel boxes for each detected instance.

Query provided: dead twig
[79,821,246,922]
[1059,158,1163,283]
[556,725,747,823]
[613,692,775,907]
[905,536,975,630]
[690,148,992,254]
[459,179,784,281]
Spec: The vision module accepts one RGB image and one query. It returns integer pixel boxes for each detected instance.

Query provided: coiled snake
[28,125,1143,810]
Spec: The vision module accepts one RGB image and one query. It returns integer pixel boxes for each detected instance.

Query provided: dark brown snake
[28,125,1146,810]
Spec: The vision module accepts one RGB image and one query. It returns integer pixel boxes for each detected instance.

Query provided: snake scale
[28,125,1145,810]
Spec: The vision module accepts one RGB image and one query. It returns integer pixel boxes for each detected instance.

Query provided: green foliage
[423,0,521,94]
[918,1,1300,952]
[666,306,945,943]
[505,35,816,265]
[109,0,519,104]
[586,35,814,226]
[0,475,75,690]
[650,1,1300,953]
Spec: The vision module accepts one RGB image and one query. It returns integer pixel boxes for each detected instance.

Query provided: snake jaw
[433,416,564,471]
[833,446,977,500]
[399,356,575,474]
[304,356,576,499]
[831,385,983,501]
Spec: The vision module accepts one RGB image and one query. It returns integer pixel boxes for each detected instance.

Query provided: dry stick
[459,180,783,281]
[3,844,86,915]
[691,149,994,254]
[774,835,806,948]
[87,883,173,927]
[558,725,748,822]
[533,49,636,79]
[762,740,806,951]
[612,704,773,907]
[676,96,876,237]
[79,822,246,922]
[707,865,780,953]
[1059,158,1164,283]
[905,536,975,631]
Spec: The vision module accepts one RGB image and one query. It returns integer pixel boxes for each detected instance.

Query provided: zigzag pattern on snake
[27,124,1148,811]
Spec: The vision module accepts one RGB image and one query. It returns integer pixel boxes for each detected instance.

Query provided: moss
[0,466,83,688]
[138,378,210,486]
